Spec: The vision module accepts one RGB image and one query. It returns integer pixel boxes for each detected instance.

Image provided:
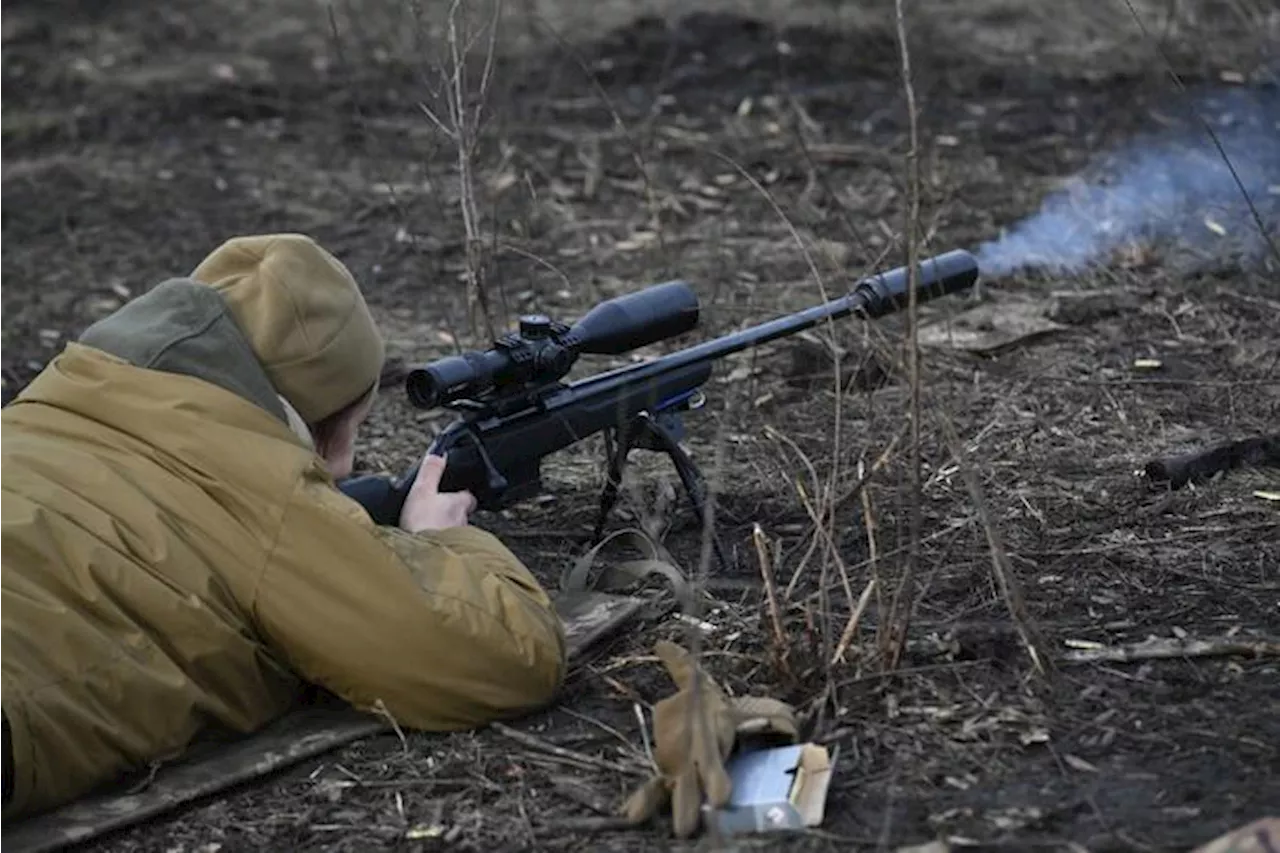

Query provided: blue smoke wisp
[975,85,1280,277]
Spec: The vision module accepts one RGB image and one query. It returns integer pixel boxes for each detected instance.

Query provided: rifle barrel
[560,249,978,399]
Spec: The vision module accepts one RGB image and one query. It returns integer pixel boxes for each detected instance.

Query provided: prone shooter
[1,233,978,833]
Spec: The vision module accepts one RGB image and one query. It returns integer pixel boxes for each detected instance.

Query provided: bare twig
[837,456,883,668]
[830,420,908,516]
[631,703,654,770]
[558,706,650,766]
[883,0,924,673]
[753,522,792,680]
[489,722,648,777]
[765,424,849,616]
[1062,636,1280,664]
[794,478,857,630]
[369,699,411,755]
[936,409,1051,677]
[831,578,879,666]
[765,425,826,601]
[444,0,500,341]
[326,2,476,355]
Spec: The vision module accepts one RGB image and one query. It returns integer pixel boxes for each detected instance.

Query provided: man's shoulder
[280,465,378,530]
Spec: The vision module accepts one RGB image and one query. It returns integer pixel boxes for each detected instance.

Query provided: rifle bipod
[590,402,732,572]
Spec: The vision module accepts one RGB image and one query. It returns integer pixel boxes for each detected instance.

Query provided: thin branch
[490,722,648,777]
[753,522,793,681]
[1062,636,1279,664]
[884,0,924,672]
[935,408,1051,677]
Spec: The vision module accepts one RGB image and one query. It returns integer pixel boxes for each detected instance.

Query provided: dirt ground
[3,0,1279,851]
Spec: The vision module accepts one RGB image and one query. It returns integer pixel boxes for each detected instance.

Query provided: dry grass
[3,0,1279,849]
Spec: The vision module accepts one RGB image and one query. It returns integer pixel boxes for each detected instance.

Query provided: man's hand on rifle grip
[399,451,478,533]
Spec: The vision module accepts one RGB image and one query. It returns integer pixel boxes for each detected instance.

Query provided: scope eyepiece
[406,350,503,409]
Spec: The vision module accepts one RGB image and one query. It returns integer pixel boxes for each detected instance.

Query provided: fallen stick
[490,722,649,778]
[1143,433,1280,489]
[1061,636,1280,664]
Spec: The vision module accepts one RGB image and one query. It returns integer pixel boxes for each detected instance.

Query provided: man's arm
[251,471,567,730]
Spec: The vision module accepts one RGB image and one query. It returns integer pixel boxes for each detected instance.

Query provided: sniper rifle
[339,249,980,564]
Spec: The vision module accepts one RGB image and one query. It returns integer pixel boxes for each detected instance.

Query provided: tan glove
[620,640,799,838]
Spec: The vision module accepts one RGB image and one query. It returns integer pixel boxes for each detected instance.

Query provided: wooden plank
[4,591,642,853]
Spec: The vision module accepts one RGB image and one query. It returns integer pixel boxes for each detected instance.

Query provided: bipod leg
[592,423,638,542]
[629,415,732,573]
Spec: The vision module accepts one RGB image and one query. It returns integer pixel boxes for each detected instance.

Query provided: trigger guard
[432,423,512,506]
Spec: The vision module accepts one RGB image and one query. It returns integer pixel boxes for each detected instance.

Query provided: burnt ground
[3,1,1279,851]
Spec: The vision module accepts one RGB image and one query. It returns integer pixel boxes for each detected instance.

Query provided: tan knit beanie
[192,234,385,424]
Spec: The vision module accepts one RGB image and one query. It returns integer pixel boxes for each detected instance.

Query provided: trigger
[470,434,508,494]
[453,428,508,497]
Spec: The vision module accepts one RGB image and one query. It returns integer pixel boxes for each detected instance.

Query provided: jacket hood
[7,277,318,465]
[77,277,290,423]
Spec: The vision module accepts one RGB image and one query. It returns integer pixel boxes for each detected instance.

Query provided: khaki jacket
[1,279,567,820]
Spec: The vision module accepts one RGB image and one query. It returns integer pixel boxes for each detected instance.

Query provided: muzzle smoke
[975,85,1280,277]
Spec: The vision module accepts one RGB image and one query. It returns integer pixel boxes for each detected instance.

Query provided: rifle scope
[407,280,700,408]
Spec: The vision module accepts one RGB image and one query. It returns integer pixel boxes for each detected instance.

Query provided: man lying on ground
[1,234,567,821]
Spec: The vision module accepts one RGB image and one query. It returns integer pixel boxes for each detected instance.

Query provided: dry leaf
[814,239,852,267]
[1019,729,1050,746]
[615,231,659,252]
[488,171,518,193]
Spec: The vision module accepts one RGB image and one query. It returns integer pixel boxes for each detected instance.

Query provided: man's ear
[310,385,376,456]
